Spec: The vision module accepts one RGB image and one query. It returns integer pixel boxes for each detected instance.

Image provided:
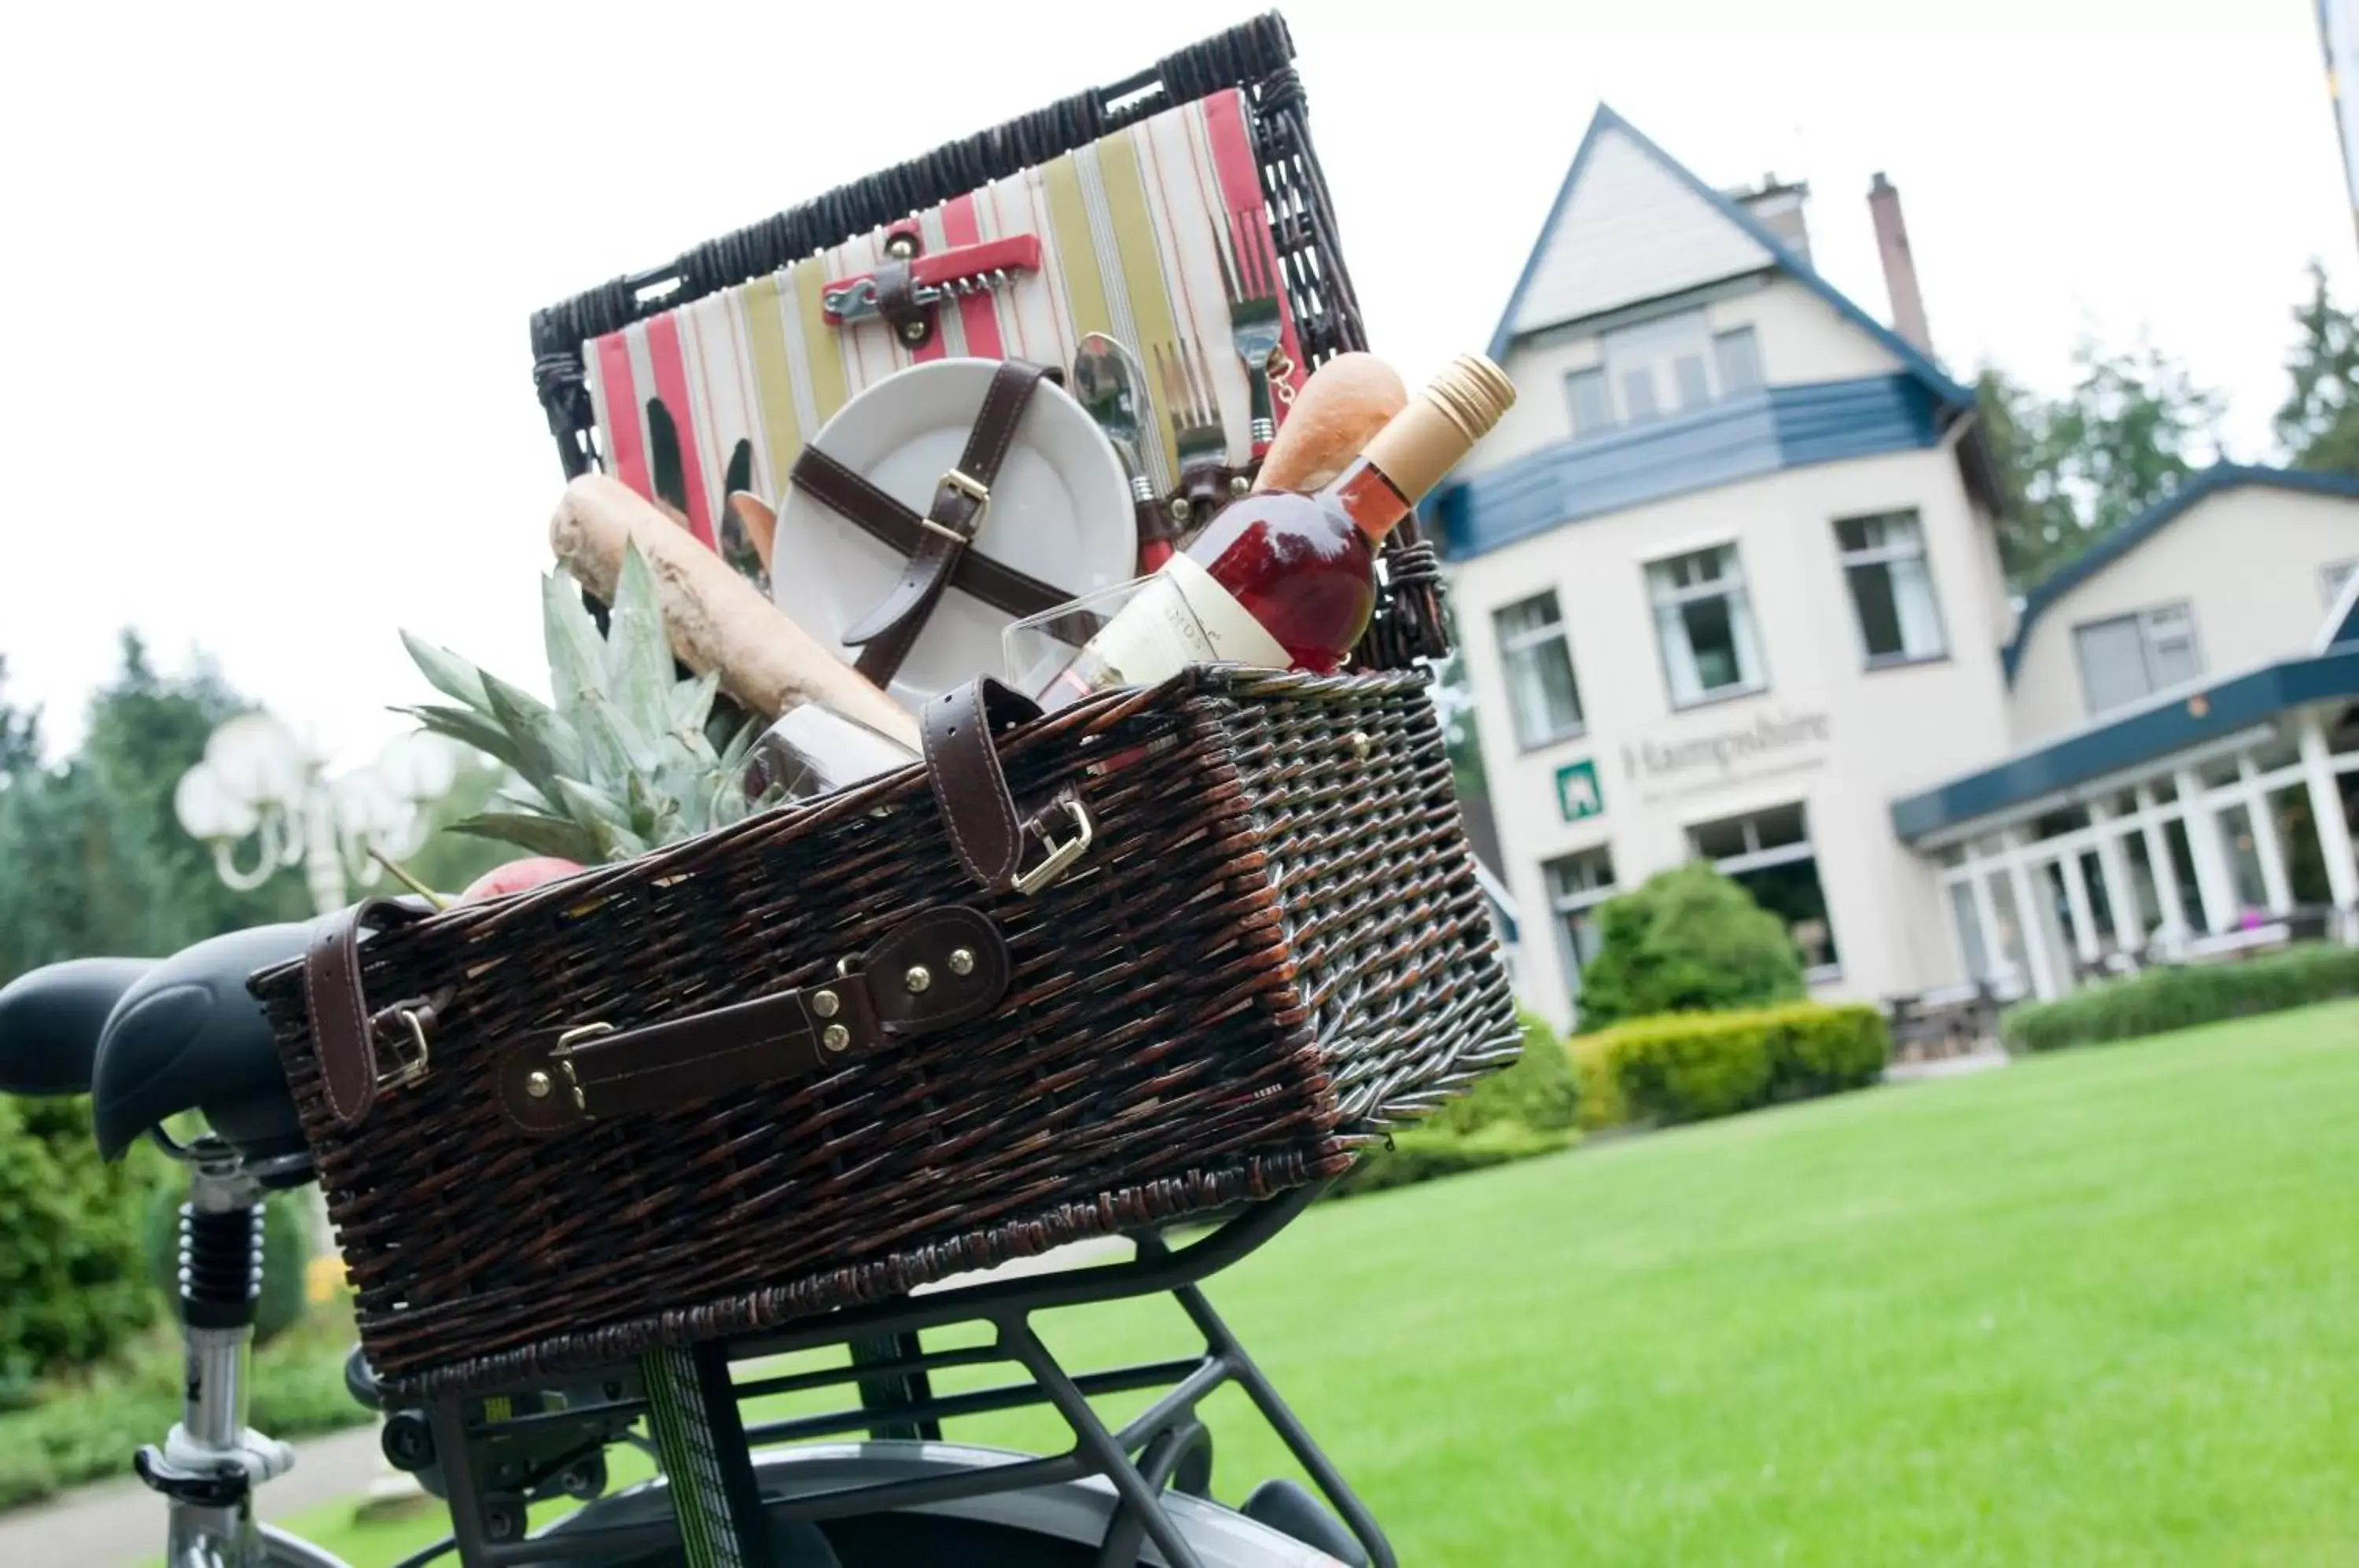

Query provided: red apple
[458,856,583,904]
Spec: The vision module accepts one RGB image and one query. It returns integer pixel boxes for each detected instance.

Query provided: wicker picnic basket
[249,13,1518,1402]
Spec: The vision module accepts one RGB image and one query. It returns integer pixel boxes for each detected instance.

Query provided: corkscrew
[821,235,1042,326]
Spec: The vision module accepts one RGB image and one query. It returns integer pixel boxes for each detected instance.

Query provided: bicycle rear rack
[410,1182,1393,1568]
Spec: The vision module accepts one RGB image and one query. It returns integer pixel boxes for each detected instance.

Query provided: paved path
[0,1236,1138,1566]
[1885,1047,2011,1082]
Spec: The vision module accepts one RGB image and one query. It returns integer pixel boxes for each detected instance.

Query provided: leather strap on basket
[789,359,1051,687]
[922,677,1091,896]
[498,904,1008,1138]
[788,451,1066,625]
[304,896,432,1129]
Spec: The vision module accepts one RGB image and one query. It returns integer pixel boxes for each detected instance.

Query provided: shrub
[1332,1121,1568,1197]
[142,1185,314,1349]
[0,1098,162,1397]
[1429,1008,1579,1136]
[2000,943,2359,1053]
[1574,862,1805,1030]
[1334,1008,1577,1196]
[1583,1002,1889,1126]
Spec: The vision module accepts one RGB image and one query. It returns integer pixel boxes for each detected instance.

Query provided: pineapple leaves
[668,670,722,741]
[554,778,651,862]
[480,674,580,808]
[540,571,610,726]
[400,630,492,710]
[396,703,517,767]
[397,538,767,867]
[451,812,602,864]
[605,544,675,727]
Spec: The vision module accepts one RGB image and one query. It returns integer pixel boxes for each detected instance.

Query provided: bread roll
[1251,352,1409,494]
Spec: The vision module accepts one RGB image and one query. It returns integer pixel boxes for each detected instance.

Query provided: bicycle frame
[137,1137,1387,1568]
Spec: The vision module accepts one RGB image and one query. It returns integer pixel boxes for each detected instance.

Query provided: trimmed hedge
[2000,942,2359,1054]
[1581,1002,1889,1127]
[1334,1009,1577,1196]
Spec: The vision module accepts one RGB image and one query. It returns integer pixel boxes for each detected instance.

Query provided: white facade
[1438,108,2359,1032]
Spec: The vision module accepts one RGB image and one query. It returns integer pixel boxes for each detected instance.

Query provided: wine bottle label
[1076,553,1291,689]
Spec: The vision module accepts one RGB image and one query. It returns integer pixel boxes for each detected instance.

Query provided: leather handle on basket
[922,677,1090,896]
[303,896,428,1128]
[496,904,1010,1138]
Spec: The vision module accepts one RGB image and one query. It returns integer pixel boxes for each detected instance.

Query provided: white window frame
[1645,543,1768,709]
[2325,558,2357,609]
[1687,805,1839,982]
[1832,509,1948,667]
[1713,326,1764,396]
[1492,591,1586,750]
[2072,601,2206,717]
[1548,847,1619,1020]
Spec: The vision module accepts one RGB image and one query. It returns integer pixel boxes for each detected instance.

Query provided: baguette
[1251,352,1408,494]
[550,474,920,749]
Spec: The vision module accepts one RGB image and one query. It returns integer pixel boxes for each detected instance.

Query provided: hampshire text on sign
[1621,709,1831,795]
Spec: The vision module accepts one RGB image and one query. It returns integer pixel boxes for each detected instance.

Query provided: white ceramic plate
[771,359,1134,712]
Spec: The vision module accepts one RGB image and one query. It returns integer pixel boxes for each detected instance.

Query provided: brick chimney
[1867,171,1932,354]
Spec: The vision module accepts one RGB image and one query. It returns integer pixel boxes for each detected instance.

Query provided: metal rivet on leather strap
[1230,474,1250,497]
[524,1071,553,1100]
[948,948,976,977]
[822,1023,851,1053]
[900,319,926,343]
[811,989,841,1019]
[903,965,933,994]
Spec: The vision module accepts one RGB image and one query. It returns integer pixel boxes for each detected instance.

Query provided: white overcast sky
[1,0,2350,767]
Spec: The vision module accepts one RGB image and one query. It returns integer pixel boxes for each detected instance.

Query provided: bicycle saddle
[89,921,314,1167]
[0,957,156,1097]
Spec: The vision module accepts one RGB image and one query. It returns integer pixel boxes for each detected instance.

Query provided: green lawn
[290,1001,2359,1566]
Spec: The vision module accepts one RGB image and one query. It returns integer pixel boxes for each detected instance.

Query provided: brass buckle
[373,1007,432,1091]
[549,1021,613,1115]
[1011,800,1094,896]
[922,467,990,542]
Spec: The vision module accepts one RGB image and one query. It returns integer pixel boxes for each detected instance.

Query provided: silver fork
[1213,207,1287,460]
[1154,338,1228,473]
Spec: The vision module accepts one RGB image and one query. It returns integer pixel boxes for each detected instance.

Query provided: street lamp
[173,715,463,916]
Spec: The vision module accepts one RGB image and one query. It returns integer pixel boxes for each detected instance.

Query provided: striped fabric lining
[581,88,1305,581]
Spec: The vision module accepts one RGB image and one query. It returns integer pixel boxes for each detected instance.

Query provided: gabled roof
[1485,104,1976,415]
[2001,463,2359,681]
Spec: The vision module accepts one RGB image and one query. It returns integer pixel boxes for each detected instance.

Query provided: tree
[1574,861,1805,1031]
[2276,259,2359,473]
[1978,338,2227,589]
[0,635,312,984]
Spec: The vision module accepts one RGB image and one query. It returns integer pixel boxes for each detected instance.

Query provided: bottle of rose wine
[1028,353,1516,708]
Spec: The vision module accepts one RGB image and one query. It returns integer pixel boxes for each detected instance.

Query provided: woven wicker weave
[254,670,1514,1398]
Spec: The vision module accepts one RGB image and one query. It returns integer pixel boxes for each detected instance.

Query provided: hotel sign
[1555,758,1605,823]
[1619,708,1832,802]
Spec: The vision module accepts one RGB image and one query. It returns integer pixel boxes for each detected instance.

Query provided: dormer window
[1563,311,1767,436]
